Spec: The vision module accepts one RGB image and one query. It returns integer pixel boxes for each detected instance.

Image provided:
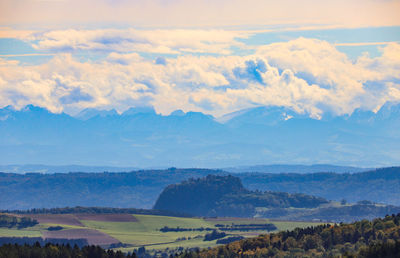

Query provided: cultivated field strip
[43,228,120,246]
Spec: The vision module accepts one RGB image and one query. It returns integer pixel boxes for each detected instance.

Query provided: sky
[0,0,400,118]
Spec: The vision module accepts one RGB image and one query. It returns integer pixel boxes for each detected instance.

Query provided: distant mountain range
[1,103,400,167]
[0,164,138,174]
[0,164,367,174]
[223,164,369,174]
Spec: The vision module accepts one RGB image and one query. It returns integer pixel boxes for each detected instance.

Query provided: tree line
[0,243,136,258]
[0,237,88,248]
[0,215,38,229]
[177,213,400,257]
[215,223,277,232]
[2,206,190,217]
[160,226,214,232]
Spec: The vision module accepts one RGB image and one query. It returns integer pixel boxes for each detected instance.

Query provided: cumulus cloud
[256,38,400,115]
[0,38,399,118]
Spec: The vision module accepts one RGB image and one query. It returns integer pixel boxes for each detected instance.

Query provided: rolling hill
[1,167,400,210]
[153,175,328,217]
[153,175,400,221]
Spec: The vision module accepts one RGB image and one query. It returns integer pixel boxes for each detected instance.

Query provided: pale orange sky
[1,0,400,28]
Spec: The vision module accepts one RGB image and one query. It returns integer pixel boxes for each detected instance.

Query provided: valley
[0,212,322,255]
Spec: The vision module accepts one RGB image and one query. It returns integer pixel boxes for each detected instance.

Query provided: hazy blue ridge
[0,164,367,174]
[1,104,400,167]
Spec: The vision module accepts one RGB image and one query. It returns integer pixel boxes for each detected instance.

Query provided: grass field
[81,214,218,249]
[0,227,42,237]
[0,214,324,253]
[270,220,323,232]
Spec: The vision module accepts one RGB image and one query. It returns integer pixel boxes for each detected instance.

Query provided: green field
[0,214,323,253]
[0,227,42,237]
[270,220,324,232]
[82,215,215,246]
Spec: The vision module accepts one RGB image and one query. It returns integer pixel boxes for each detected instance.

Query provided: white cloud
[0,39,399,118]
[27,28,248,55]
[334,41,400,47]
[255,38,400,114]
[358,43,400,78]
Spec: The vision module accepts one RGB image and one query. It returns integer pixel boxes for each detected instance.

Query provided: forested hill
[180,214,400,257]
[153,175,328,217]
[153,175,246,216]
[1,167,400,210]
